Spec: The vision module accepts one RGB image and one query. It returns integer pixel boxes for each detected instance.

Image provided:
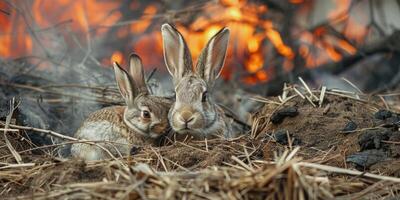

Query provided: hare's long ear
[113,62,136,107]
[196,27,230,85]
[161,23,193,84]
[129,53,149,95]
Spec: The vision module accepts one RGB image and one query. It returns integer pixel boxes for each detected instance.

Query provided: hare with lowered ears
[70,54,172,160]
[161,23,234,139]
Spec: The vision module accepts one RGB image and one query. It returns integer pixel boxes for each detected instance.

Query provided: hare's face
[124,95,171,138]
[169,75,217,134]
[114,54,171,139]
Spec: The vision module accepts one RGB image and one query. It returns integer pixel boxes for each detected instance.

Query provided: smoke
[0,2,124,151]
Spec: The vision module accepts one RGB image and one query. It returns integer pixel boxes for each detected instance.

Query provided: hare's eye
[202,91,208,102]
[142,110,151,119]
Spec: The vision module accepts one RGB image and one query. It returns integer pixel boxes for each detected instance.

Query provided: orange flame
[131,5,157,34]
[266,29,294,59]
[338,39,356,54]
[111,51,123,65]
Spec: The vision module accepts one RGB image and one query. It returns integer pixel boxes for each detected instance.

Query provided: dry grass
[1,140,400,199]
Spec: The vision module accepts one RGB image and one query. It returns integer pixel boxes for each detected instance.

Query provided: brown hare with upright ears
[161,23,234,139]
[71,54,172,160]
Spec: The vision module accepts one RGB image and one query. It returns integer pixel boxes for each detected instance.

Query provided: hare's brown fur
[71,54,171,160]
[78,106,154,144]
[161,23,233,138]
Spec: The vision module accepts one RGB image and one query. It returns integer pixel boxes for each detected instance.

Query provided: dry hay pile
[1,82,400,199]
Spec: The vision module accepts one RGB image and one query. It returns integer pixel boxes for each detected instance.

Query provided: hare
[70,54,172,160]
[161,23,234,139]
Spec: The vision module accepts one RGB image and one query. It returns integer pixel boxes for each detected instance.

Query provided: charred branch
[0,8,10,16]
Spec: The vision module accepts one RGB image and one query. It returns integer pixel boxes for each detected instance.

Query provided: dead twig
[297,162,400,183]
[3,98,22,164]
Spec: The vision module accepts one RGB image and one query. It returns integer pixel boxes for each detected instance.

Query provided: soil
[255,94,400,175]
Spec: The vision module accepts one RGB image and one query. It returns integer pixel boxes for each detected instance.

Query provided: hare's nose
[178,111,195,125]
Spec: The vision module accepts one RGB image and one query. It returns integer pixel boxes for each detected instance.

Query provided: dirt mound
[254,93,400,175]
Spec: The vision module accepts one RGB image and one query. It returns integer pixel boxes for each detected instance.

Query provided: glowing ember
[111,51,123,65]
[266,28,294,59]
[338,40,357,54]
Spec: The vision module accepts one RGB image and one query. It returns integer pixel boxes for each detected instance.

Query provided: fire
[247,37,260,53]
[171,0,291,84]
[246,54,264,73]
[133,32,164,67]
[0,0,121,59]
[220,0,241,6]
[295,0,366,69]
[226,7,242,20]
[131,5,157,34]
[0,0,369,85]
[265,28,294,59]
[324,44,342,62]
[290,0,304,4]
[338,40,356,54]
[111,51,123,65]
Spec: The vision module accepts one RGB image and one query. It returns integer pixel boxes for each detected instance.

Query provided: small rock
[271,106,299,124]
[273,129,301,145]
[274,130,289,144]
[386,115,400,126]
[130,146,141,156]
[346,149,387,169]
[374,109,392,120]
[358,130,390,151]
[342,121,357,132]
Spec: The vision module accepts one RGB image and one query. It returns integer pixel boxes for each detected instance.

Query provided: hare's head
[161,24,230,137]
[113,54,171,138]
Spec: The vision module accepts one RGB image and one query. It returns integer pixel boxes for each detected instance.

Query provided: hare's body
[71,54,171,160]
[71,106,146,160]
[161,24,234,138]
